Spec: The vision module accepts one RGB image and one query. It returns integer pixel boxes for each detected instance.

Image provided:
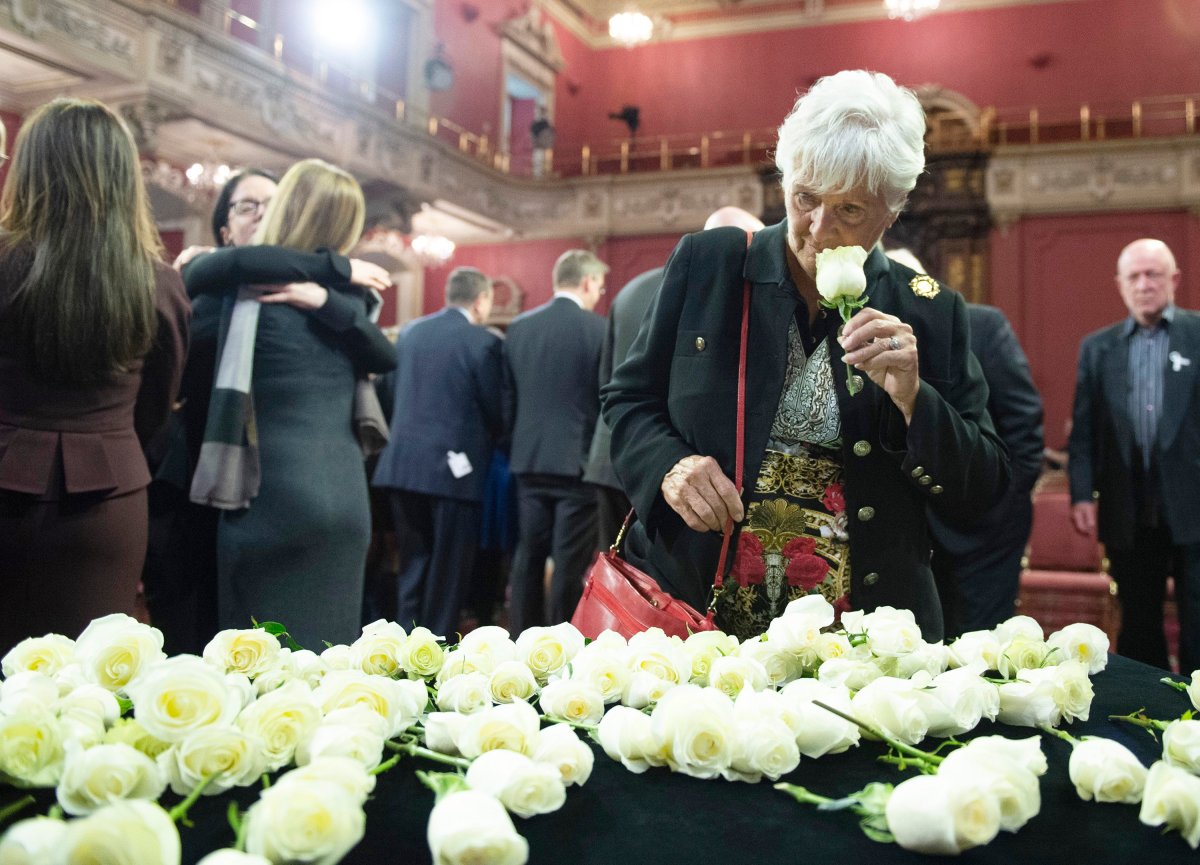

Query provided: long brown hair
[254,159,365,254]
[0,97,161,383]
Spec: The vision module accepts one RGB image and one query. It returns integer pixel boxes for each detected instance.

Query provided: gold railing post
[980,106,995,145]
[659,136,669,171]
[582,145,591,175]
[1080,104,1090,140]
[1029,108,1038,144]
[700,135,710,168]
[273,34,284,62]
[1132,101,1143,137]
[742,131,751,164]
[1186,98,1196,134]
[428,116,439,137]
[620,140,630,173]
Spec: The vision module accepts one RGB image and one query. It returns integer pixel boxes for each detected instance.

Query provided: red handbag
[571,239,753,640]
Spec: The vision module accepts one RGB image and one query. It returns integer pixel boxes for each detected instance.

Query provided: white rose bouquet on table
[2,635,76,679]
[815,245,870,395]
[1139,761,1200,848]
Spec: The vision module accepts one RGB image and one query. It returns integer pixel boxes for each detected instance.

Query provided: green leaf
[116,696,134,716]
[416,770,470,801]
[254,621,305,652]
[859,816,895,844]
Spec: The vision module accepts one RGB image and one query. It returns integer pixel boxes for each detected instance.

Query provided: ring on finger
[887,336,901,351]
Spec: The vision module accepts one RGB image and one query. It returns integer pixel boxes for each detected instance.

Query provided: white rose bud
[423,711,470,756]
[458,626,518,665]
[319,643,355,672]
[350,619,409,677]
[1188,670,1200,712]
[196,850,273,865]
[2,634,76,679]
[993,615,1045,644]
[161,724,267,795]
[235,680,321,771]
[957,734,1048,777]
[651,685,735,780]
[272,756,376,805]
[813,632,852,665]
[488,661,540,704]
[73,614,166,693]
[60,800,180,865]
[436,650,496,687]
[946,629,1001,673]
[244,779,366,865]
[202,629,282,679]
[294,707,386,771]
[56,684,121,729]
[1068,737,1147,803]
[0,672,59,715]
[996,635,1050,679]
[816,655,885,691]
[56,741,166,815]
[735,639,798,687]
[1046,622,1110,674]
[707,654,768,700]
[515,624,583,682]
[627,631,691,687]
[1017,660,1095,724]
[427,789,529,865]
[465,748,567,817]
[723,718,799,783]
[621,670,677,709]
[814,245,868,303]
[1163,718,1200,774]
[567,645,633,703]
[538,679,605,726]
[850,676,929,745]
[436,672,492,714]
[682,631,740,684]
[938,737,1042,832]
[996,675,1060,728]
[456,700,542,759]
[919,667,1000,738]
[397,626,444,679]
[777,679,861,758]
[858,606,924,658]
[126,656,242,743]
[531,723,594,786]
[311,670,427,738]
[597,705,661,773]
[0,816,67,864]
[1139,760,1200,849]
[0,709,65,787]
[892,641,950,679]
[885,772,1001,855]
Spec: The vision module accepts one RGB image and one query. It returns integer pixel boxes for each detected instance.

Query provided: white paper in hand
[447,451,473,478]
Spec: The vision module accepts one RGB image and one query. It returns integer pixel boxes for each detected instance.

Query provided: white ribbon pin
[1168,350,1191,372]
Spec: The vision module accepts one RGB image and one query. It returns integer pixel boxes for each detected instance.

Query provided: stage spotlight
[311,0,373,56]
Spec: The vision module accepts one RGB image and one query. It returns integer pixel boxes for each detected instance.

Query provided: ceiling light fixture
[884,0,939,21]
[608,11,653,48]
[409,234,456,266]
[184,160,232,192]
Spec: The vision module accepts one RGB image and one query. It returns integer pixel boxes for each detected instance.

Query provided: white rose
[538,679,605,726]
[2,634,75,679]
[311,670,427,738]
[1017,660,1094,724]
[958,734,1048,776]
[783,593,835,624]
[939,737,1042,832]
[1139,760,1200,849]
[196,851,272,865]
[650,685,735,779]
[858,606,923,658]
[597,705,661,773]
[850,676,929,745]
[458,626,518,664]
[488,661,540,704]
[919,667,1000,738]
[0,709,65,787]
[52,663,90,696]
[235,680,321,771]
[946,629,1001,673]
[1188,670,1200,712]
[161,724,267,795]
[891,641,950,679]
[436,672,492,714]
[706,654,768,699]
[1068,737,1148,803]
[103,718,170,760]
[349,619,409,677]
[1163,718,1200,774]
[816,655,885,691]
[294,708,386,771]
[885,772,1001,855]
[682,631,740,684]
[814,245,869,303]
[272,756,376,805]
[813,632,852,664]
[1046,622,1110,674]
[60,800,180,865]
[126,656,242,743]
[73,614,165,693]
[765,610,826,668]
[56,741,165,815]
[456,700,541,758]
[723,718,799,783]
[734,639,797,687]
[202,629,282,679]
[465,748,567,817]
[996,635,1051,679]
[627,631,691,687]
[531,723,594,786]
[55,684,120,730]
[565,646,632,703]
[621,670,677,709]
[996,676,1060,727]
[0,672,58,715]
[992,614,1045,643]
[777,679,862,758]
[423,712,470,756]
[244,779,366,865]
[397,626,444,679]
[515,624,583,682]
[0,816,67,864]
[427,789,528,865]
[319,643,355,672]
[436,650,496,687]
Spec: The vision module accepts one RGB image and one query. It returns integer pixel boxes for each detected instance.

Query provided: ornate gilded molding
[987,137,1200,225]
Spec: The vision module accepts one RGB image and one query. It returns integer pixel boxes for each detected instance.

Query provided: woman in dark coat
[183,159,395,648]
[603,71,1010,642]
[0,98,189,654]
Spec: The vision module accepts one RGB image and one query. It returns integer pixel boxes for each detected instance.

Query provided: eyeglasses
[229,198,269,217]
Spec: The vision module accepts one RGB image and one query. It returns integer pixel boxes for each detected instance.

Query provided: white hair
[774,70,926,213]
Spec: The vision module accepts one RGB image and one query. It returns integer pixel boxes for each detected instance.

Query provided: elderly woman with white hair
[602,70,1009,641]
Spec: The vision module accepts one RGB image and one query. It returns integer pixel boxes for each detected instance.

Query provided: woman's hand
[172,245,213,271]
[661,455,744,532]
[349,259,392,291]
[839,307,919,423]
[254,282,329,310]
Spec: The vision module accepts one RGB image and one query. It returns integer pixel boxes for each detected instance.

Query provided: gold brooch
[910,275,940,299]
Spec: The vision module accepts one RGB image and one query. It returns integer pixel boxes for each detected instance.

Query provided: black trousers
[389,490,479,638]
[509,475,598,632]
[1108,524,1200,673]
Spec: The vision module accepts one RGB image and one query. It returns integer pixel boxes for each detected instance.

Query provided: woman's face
[784,180,896,280]
[221,174,277,247]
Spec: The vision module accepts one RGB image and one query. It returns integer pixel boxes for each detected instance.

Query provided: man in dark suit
[1069,238,1200,672]
[584,208,765,550]
[504,249,608,630]
[929,303,1044,636]
[373,267,503,637]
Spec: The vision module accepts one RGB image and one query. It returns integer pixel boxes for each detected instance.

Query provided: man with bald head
[1069,238,1200,672]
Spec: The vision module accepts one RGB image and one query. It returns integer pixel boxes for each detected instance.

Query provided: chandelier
[185,160,232,192]
[409,234,456,266]
[883,0,939,21]
[609,11,653,48]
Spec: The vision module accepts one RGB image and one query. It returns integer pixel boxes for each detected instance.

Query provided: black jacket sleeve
[181,246,352,299]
